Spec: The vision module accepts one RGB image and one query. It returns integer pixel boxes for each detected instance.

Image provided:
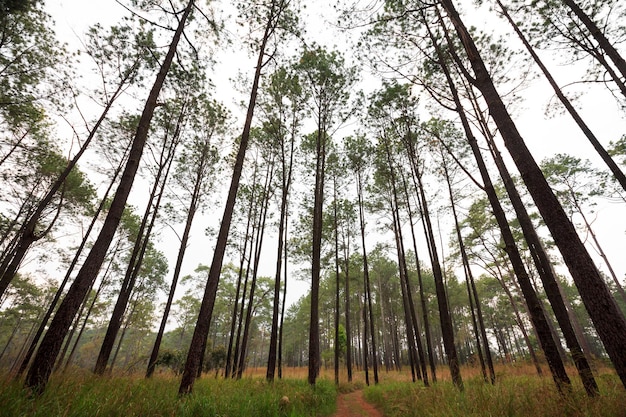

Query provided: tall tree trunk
[356,169,379,384]
[15,152,126,377]
[333,179,341,385]
[178,0,286,394]
[24,2,193,393]
[478,117,599,395]
[236,160,274,379]
[94,126,178,375]
[225,163,259,379]
[427,7,572,392]
[61,243,120,371]
[561,0,626,84]
[413,161,460,389]
[267,122,294,382]
[308,122,326,385]
[496,0,626,192]
[440,156,492,383]
[402,162,438,382]
[438,0,626,388]
[391,205,418,382]
[146,139,210,378]
[277,210,289,379]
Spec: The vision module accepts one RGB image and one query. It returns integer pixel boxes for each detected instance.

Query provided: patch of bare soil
[332,390,384,417]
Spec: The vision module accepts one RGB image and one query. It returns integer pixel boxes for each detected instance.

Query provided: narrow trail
[332,390,384,417]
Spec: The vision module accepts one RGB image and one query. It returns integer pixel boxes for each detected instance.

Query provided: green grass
[1,367,625,417]
[363,372,626,417]
[0,372,337,417]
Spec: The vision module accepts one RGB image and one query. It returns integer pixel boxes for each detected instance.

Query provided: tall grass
[2,364,624,416]
[363,367,626,417]
[0,371,337,417]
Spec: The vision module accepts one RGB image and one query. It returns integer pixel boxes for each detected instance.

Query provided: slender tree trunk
[15,153,126,377]
[438,0,626,388]
[441,159,489,383]
[562,0,626,83]
[146,140,208,378]
[61,244,119,371]
[308,122,326,385]
[392,207,418,382]
[496,0,626,192]
[277,210,288,379]
[178,0,286,393]
[356,170,379,384]
[428,7,573,392]
[237,161,273,378]
[225,164,258,379]
[333,179,340,385]
[95,127,178,375]
[479,119,599,394]
[414,165,459,388]
[24,2,193,393]
[267,130,294,382]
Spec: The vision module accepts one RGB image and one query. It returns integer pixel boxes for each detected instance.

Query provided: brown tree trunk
[95,117,178,375]
[15,152,126,377]
[562,0,626,83]
[308,121,326,385]
[267,121,294,381]
[236,160,274,379]
[178,0,285,394]
[357,169,379,384]
[146,138,210,378]
[24,1,193,393]
[438,0,626,388]
[496,0,626,193]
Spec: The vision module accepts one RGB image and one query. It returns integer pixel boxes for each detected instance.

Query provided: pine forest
[1,0,626,416]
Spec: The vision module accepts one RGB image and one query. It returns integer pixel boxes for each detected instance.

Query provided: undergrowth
[363,371,626,417]
[0,372,337,417]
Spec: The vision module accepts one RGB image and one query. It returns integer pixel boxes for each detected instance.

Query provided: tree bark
[24,1,193,393]
[178,1,285,394]
[438,0,626,388]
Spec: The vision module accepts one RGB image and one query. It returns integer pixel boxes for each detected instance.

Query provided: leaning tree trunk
[413,158,460,389]
[15,151,127,377]
[146,139,210,378]
[496,0,626,193]
[429,5,573,393]
[438,0,626,388]
[24,1,194,394]
[236,161,273,379]
[440,157,492,384]
[561,0,626,85]
[94,125,178,375]
[479,113,599,395]
[178,0,284,393]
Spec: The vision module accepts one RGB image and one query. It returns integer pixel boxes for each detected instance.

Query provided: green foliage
[608,135,626,165]
[0,0,65,129]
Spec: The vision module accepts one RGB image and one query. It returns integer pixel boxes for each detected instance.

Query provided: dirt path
[333,390,383,417]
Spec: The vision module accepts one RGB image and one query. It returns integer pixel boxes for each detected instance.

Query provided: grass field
[0,364,624,416]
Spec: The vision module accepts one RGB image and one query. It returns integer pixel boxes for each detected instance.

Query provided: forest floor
[333,389,383,417]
